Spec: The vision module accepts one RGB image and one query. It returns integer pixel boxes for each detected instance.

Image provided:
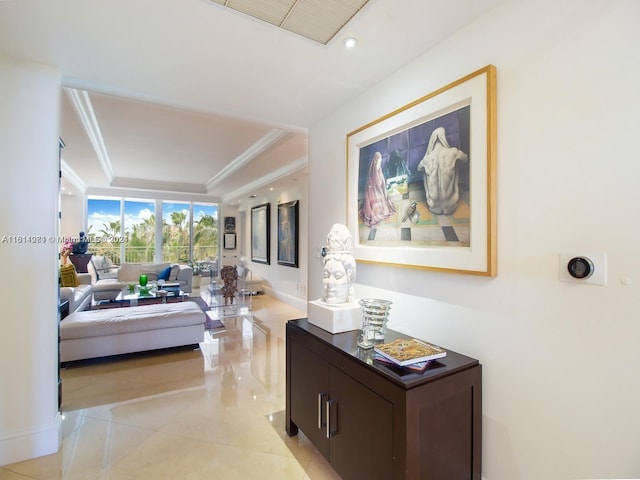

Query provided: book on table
[374,338,447,366]
[373,353,433,373]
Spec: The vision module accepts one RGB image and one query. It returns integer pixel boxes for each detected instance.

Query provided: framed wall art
[277,200,299,268]
[346,65,497,276]
[251,203,270,264]
[224,216,236,233]
[223,233,236,250]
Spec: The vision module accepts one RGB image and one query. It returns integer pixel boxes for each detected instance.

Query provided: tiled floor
[0,293,342,480]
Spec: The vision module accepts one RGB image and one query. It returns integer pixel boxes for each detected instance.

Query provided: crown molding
[110,177,208,194]
[222,156,306,203]
[64,88,115,182]
[206,128,290,191]
[60,159,87,193]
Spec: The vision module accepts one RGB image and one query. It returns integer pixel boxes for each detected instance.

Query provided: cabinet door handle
[317,392,327,429]
[326,399,337,439]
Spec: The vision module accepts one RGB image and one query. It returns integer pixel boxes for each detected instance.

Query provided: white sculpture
[321,223,356,304]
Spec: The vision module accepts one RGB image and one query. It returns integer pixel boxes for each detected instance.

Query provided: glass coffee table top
[116,285,184,305]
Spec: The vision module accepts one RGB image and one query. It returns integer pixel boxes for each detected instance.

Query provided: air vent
[209,0,369,44]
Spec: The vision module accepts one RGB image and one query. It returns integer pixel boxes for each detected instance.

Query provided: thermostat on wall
[567,256,594,279]
[559,252,607,285]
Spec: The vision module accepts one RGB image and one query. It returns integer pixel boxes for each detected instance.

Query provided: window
[193,203,219,276]
[87,197,122,264]
[87,196,218,269]
[162,201,190,263]
[124,199,155,263]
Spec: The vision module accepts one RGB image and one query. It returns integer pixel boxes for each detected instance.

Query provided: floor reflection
[1,294,342,480]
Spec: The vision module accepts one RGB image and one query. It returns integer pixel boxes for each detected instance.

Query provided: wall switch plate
[559,252,607,285]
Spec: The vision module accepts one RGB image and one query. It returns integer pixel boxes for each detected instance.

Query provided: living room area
[59,192,308,315]
[55,185,307,359]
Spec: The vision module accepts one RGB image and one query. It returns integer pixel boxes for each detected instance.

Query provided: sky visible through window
[87,198,120,236]
[87,197,219,264]
[88,198,218,234]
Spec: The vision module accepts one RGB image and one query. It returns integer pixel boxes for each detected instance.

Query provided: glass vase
[357,298,392,349]
[139,274,148,287]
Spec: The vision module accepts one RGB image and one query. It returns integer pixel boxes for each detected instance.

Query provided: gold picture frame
[347,65,497,276]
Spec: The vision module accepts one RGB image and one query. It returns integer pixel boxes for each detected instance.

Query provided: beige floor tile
[2,294,344,480]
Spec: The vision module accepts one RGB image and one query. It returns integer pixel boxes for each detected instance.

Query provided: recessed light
[343,37,358,48]
[249,194,256,198]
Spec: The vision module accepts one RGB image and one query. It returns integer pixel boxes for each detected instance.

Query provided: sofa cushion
[92,279,124,292]
[118,262,173,282]
[60,302,205,339]
[60,263,79,287]
[139,268,159,281]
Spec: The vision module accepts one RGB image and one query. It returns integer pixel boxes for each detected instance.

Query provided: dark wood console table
[286,318,482,480]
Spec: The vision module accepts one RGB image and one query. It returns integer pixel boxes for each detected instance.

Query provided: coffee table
[116,286,184,306]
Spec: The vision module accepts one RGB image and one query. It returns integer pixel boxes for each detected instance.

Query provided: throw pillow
[158,266,172,281]
[169,264,180,281]
[60,263,79,287]
[89,259,100,280]
[100,256,111,270]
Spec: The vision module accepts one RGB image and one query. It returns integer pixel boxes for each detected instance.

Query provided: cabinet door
[328,366,394,480]
[289,342,330,458]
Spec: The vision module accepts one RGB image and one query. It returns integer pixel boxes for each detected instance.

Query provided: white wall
[308,1,640,478]
[239,175,308,311]
[60,192,85,239]
[0,57,62,465]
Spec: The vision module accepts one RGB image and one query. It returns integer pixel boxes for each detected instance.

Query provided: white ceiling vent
[209,0,370,44]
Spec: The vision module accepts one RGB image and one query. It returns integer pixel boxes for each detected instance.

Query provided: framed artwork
[347,65,497,276]
[277,200,299,268]
[251,203,270,264]
[224,216,236,233]
[223,233,236,250]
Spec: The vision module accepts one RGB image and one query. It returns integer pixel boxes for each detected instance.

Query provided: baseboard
[264,287,307,312]
[0,413,62,467]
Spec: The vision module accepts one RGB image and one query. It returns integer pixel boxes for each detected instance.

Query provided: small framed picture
[224,216,236,233]
[224,233,236,250]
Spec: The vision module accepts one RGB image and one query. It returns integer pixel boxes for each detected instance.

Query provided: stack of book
[374,338,447,373]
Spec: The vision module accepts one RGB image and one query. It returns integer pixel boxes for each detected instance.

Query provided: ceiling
[0,0,504,206]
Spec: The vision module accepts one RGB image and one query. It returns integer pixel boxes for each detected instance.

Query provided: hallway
[1,295,341,480]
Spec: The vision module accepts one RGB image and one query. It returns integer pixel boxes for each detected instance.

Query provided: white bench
[60,302,205,362]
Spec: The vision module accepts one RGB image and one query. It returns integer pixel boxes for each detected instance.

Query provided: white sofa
[59,273,93,313]
[89,258,193,302]
[59,301,205,362]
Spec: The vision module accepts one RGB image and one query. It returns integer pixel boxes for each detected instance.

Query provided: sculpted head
[321,224,356,304]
